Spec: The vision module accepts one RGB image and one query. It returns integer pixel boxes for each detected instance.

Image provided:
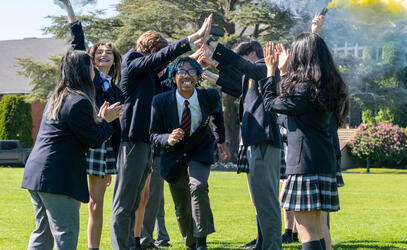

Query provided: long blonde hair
[47,50,97,121]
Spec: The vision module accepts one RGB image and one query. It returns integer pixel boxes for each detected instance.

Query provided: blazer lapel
[168,90,180,128]
[197,89,209,125]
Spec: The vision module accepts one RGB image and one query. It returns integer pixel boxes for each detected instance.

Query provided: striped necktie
[180,100,191,137]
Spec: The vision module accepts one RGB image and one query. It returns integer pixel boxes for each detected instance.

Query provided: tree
[0,95,33,147]
[20,0,295,162]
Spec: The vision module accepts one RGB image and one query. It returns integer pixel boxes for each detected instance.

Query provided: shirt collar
[176,88,197,105]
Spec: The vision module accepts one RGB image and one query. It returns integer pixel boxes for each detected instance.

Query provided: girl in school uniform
[260,33,347,250]
[59,1,123,249]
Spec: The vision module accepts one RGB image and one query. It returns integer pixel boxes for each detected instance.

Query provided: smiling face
[93,44,114,72]
[173,62,199,98]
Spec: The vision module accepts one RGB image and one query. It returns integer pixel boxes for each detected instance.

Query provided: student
[111,15,213,249]
[201,38,283,250]
[260,33,346,250]
[58,1,124,249]
[22,50,122,249]
[150,57,230,250]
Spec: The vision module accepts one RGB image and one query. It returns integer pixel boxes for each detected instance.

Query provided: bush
[0,95,33,147]
[348,122,407,166]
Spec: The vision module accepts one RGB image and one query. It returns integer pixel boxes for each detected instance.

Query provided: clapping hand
[98,101,124,123]
[263,42,278,77]
[276,43,290,76]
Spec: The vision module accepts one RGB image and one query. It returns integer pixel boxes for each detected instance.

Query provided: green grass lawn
[1,167,407,249]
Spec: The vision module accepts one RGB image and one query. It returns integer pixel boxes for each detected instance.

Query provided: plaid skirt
[237,144,249,174]
[86,140,117,177]
[336,157,345,187]
[281,174,340,212]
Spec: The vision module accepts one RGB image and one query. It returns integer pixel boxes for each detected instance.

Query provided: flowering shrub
[347,122,407,165]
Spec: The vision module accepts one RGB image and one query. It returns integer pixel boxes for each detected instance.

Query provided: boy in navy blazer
[110,16,214,249]
[150,57,229,250]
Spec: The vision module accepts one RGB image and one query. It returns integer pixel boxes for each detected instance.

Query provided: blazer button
[183,153,187,157]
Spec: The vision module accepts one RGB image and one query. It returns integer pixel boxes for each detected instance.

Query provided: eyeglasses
[176,69,198,76]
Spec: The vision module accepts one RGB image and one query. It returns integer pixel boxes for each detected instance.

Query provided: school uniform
[150,88,225,248]
[258,76,339,212]
[22,93,114,249]
[111,37,192,249]
[212,43,282,250]
[69,20,124,176]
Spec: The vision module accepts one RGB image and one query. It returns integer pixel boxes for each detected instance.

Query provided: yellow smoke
[326,0,407,24]
[327,0,406,15]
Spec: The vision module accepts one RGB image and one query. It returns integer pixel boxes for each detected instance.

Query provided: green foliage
[0,95,33,147]
[382,41,396,65]
[374,107,394,124]
[348,122,407,166]
[362,45,375,62]
[16,56,61,102]
[362,109,375,125]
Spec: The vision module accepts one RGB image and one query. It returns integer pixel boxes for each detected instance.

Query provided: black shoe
[293,233,299,243]
[241,238,257,247]
[155,240,171,247]
[282,232,293,244]
[141,242,158,249]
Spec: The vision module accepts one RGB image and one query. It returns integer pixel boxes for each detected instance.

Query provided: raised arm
[259,77,310,115]
[59,0,76,23]
[207,42,266,81]
[59,0,86,51]
[127,14,213,76]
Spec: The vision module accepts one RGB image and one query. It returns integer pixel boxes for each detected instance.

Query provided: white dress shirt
[176,89,202,135]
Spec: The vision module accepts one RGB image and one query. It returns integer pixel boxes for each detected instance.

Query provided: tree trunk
[221,92,239,163]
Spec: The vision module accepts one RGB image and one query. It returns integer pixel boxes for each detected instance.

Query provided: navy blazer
[212,43,282,149]
[258,77,336,175]
[120,38,192,143]
[22,93,114,202]
[69,20,124,157]
[150,89,225,181]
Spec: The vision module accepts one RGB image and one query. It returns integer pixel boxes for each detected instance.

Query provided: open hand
[276,43,290,76]
[202,70,219,83]
[189,14,213,44]
[263,42,278,77]
[99,101,123,123]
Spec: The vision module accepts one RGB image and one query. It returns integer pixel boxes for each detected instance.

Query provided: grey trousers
[140,156,169,246]
[111,141,151,250]
[169,160,215,248]
[247,142,282,250]
[27,191,79,250]
[155,193,170,243]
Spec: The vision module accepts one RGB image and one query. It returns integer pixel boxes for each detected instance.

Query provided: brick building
[0,37,68,141]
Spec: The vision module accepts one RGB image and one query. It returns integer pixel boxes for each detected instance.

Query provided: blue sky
[0,0,121,41]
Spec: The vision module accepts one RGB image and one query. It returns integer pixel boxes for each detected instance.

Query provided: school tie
[180,100,191,137]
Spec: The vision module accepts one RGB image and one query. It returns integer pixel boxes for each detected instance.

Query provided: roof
[0,37,69,94]
[338,128,359,151]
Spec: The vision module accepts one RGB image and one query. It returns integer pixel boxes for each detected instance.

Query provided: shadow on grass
[207,240,407,249]
[333,240,407,249]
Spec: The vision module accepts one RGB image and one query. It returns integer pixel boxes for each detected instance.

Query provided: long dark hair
[47,50,96,120]
[280,33,346,112]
